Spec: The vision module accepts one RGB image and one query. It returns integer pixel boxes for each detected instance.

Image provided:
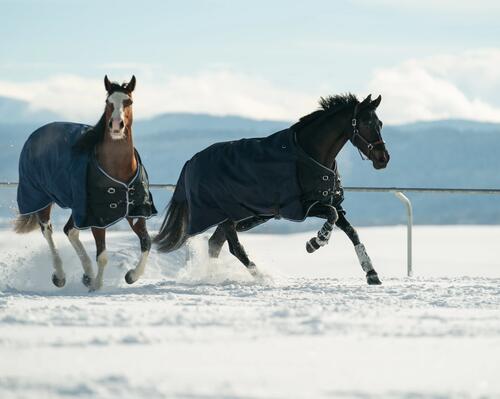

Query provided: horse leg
[335,212,382,285]
[37,205,66,287]
[306,206,338,253]
[124,218,151,284]
[220,220,259,277]
[90,227,107,291]
[208,225,226,258]
[64,216,95,287]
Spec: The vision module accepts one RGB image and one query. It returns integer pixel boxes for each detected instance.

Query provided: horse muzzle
[372,150,390,169]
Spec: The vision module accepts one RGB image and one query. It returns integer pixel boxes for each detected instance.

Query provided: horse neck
[96,127,138,183]
[297,107,351,168]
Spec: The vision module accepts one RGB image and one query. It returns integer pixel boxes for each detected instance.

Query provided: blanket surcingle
[176,128,344,236]
[17,122,157,229]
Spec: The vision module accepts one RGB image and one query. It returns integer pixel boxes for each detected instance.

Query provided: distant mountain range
[0,95,499,229]
[0,96,61,124]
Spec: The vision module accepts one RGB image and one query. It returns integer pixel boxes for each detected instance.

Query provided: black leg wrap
[306,207,337,254]
[306,238,321,253]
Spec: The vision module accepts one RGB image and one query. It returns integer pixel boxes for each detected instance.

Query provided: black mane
[73,83,129,153]
[318,93,358,111]
[73,113,106,153]
[293,93,359,130]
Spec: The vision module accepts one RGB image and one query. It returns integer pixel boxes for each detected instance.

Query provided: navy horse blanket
[17,122,157,229]
[175,128,344,235]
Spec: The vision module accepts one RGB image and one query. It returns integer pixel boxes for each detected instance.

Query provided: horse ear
[371,95,382,109]
[104,75,112,93]
[361,94,372,106]
[356,94,372,112]
[126,75,136,93]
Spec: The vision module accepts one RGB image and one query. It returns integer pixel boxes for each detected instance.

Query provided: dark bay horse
[14,76,157,291]
[155,94,389,285]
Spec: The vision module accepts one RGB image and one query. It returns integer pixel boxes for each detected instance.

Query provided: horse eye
[124,99,133,107]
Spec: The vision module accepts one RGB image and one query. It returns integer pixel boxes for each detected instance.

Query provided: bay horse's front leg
[90,227,107,291]
[37,206,66,287]
[124,218,151,284]
[335,212,382,285]
[64,216,95,287]
[220,220,259,277]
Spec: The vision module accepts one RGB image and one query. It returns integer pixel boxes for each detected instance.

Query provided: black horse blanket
[176,128,344,235]
[17,122,157,229]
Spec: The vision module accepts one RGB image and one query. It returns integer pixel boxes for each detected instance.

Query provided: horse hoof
[52,273,66,288]
[82,274,92,287]
[366,271,382,285]
[125,270,136,284]
[247,263,259,277]
[306,239,320,253]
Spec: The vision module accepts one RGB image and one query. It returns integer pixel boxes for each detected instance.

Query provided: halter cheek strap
[349,106,385,161]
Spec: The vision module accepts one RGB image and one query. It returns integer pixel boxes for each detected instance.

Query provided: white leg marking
[128,250,149,282]
[67,228,95,279]
[91,250,108,291]
[355,243,374,273]
[41,222,65,279]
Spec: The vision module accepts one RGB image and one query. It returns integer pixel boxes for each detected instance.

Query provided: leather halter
[348,105,385,161]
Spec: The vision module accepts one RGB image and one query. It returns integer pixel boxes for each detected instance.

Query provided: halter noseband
[349,106,385,161]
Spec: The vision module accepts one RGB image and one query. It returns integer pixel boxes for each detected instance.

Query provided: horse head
[103,75,136,141]
[350,94,389,170]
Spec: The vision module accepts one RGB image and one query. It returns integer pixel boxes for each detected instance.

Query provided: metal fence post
[394,191,413,277]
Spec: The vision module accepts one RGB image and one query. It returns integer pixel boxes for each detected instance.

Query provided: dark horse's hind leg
[208,225,226,258]
[335,212,382,285]
[208,216,272,259]
[220,220,259,277]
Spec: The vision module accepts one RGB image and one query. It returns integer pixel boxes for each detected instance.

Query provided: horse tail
[153,164,189,253]
[13,213,39,234]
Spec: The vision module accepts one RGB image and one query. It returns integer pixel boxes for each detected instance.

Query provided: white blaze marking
[107,91,130,140]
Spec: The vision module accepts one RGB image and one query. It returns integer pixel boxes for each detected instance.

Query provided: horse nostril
[119,120,124,129]
[108,120,113,128]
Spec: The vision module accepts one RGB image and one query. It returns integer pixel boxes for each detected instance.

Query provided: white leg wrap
[67,228,95,278]
[355,243,374,273]
[41,222,64,278]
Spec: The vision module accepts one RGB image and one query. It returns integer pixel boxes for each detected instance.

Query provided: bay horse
[14,76,157,291]
[155,94,389,285]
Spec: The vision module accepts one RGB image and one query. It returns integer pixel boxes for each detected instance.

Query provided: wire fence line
[1,181,499,277]
[2,181,500,194]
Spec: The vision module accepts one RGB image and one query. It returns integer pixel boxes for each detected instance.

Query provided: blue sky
[1,0,499,123]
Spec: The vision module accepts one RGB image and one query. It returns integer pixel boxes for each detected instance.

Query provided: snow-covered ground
[0,225,499,399]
